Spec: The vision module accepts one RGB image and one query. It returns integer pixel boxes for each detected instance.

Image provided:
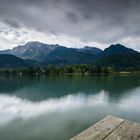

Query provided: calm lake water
[0,75,140,140]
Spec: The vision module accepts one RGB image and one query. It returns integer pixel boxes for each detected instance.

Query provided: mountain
[0,42,140,69]
[43,46,96,65]
[0,41,100,64]
[0,41,60,62]
[96,53,140,70]
[95,44,140,70]
[99,44,138,57]
[0,54,38,68]
[77,46,102,55]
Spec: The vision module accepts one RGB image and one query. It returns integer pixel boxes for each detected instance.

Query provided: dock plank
[70,116,125,140]
[104,120,140,140]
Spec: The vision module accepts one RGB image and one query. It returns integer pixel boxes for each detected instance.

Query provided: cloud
[0,91,107,122]
[0,26,107,50]
[0,0,140,50]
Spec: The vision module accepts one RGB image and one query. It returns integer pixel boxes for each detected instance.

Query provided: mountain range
[0,41,140,70]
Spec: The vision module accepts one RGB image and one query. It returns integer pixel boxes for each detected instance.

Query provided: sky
[0,0,140,51]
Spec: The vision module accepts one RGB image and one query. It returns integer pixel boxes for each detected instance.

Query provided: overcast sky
[0,0,140,51]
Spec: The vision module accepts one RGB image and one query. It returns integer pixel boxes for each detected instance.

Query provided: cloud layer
[0,0,140,50]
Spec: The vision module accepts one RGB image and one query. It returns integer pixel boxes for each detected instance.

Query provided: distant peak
[103,43,138,55]
[84,46,91,48]
[23,41,64,47]
[83,46,102,50]
[25,41,43,45]
[109,44,126,48]
[82,46,92,50]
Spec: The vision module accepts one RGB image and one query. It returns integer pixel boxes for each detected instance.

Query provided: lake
[0,75,140,140]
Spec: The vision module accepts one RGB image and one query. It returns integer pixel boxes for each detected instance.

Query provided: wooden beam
[104,120,140,140]
[70,116,125,140]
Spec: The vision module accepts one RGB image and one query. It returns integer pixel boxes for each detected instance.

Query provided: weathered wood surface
[70,116,140,140]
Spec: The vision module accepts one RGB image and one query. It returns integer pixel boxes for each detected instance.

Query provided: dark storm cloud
[0,0,140,44]
[66,12,78,23]
[3,19,20,28]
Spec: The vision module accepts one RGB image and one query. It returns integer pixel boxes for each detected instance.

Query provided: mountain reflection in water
[0,75,140,140]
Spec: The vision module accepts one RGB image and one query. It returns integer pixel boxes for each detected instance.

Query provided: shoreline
[0,71,140,77]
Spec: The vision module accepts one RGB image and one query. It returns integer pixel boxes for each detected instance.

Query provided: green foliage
[96,53,140,71]
[0,64,139,76]
[0,64,114,76]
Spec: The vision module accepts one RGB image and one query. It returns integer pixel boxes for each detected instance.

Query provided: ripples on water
[0,75,140,140]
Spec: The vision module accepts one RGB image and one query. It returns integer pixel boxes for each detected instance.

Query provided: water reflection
[0,75,140,140]
[0,75,140,101]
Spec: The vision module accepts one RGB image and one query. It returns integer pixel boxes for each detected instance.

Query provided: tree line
[0,65,113,76]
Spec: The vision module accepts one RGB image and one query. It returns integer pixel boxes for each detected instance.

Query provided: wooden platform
[70,116,140,140]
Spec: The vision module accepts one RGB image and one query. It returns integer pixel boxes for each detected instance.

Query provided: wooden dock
[70,116,140,140]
